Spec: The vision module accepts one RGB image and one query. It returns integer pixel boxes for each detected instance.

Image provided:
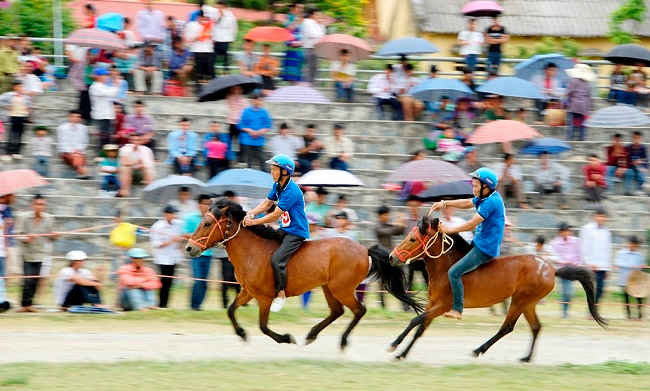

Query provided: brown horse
[185,199,422,348]
[387,216,607,362]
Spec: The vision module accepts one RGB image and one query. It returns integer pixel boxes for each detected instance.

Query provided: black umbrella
[415,180,473,202]
[605,44,650,66]
[198,75,260,102]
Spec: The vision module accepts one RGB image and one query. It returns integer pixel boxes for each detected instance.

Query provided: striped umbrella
[64,28,126,50]
[385,159,469,184]
[467,120,541,144]
[0,169,48,197]
[266,85,331,104]
[314,34,372,62]
[585,104,650,128]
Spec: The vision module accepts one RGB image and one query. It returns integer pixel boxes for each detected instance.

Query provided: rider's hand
[429,201,444,213]
[243,216,255,227]
[438,222,453,234]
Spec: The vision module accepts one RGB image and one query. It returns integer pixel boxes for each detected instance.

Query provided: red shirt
[583,163,606,187]
[606,145,628,168]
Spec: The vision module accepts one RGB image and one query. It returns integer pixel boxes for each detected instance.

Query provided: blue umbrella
[142,175,207,203]
[97,13,125,33]
[514,53,573,83]
[409,78,475,102]
[519,138,571,155]
[205,168,274,199]
[477,77,544,100]
[585,104,650,128]
[375,37,439,57]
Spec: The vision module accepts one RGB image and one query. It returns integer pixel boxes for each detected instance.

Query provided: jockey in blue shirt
[430,167,505,320]
[243,154,309,312]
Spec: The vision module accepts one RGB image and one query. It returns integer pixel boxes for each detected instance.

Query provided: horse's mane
[418,216,473,256]
[212,198,284,243]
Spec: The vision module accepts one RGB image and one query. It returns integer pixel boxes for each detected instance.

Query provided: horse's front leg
[257,296,296,344]
[228,289,252,341]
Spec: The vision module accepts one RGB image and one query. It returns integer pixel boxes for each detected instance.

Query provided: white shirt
[121,30,137,48]
[30,136,53,157]
[184,21,214,53]
[367,73,399,99]
[56,122,88,154]
[204,6,238,42]
[54,267,94,306]
[89,82,119,120]
[492,162,523,182]
[150,219,185,265]
[331,61,356,78]
[136,8,166,41]
[118,144,155,169]
[397,75,421,96]
[269,134,304,160]
[441,215,474,243]
[579,222,612,271]
[21,74,43,94]
[301,18,325,48]
[458,30,484,56]
[169,199,199,219]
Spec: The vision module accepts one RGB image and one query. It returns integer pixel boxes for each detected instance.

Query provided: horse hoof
[235,328,247,342]
[472,349,482,358]
[387,345,397,353]
[519,356,531,363]
[393,354,405,361]
[305,337,316,346]
[287,334,297,344]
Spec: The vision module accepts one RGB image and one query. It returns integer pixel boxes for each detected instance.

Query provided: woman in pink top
[226,86,249,160]
[205,135,228,178]
[118,248,161,311]
[550,222,582,318]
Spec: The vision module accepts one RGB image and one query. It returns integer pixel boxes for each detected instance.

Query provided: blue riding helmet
[266,154,295,176]
[127,248,149,259]
[471,167,498,191]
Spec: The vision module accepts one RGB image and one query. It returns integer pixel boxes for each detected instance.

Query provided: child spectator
[614,236,645,320]
[30,126,53,177]
[204,132,228,178]
[583,153,607,204]
[0,80,31,161]
[99,144,120,195]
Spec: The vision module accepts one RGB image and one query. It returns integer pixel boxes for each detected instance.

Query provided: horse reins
[188,212,242,251]
[393,227,455,264]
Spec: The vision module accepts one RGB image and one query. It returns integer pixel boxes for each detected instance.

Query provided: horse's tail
[555,266,607,328]
[368,245,424,314]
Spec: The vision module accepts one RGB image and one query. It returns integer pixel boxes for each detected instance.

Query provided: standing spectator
[118,132,155,197]
[169,186,199,218]
[184,10,215,84]
[457,18,483,72]
[614,236,645,320]
[532,63,565,122]
[204,0,237,71]
[608,64,627,102]
[123,100,156,155]
[136,0,166,44]
[108,66,129,105]
[324,123,354,171]
[565,64,594,141]
[494,153,528,208]
[168,37,193,88]
[150,205,185,309]
[367,65,402,120]
[281,10,305,84]
[326,195,359,225]
[15,195,58,313]
[99,144,120,195]
[533,151,568,209]
[226,86,249,161]
[484,16,508,73]
[583,153,607,204]
[237,39,258,78]
[134,43,163,95]
[374,205,407,309]
[54,250,103,310]
[398,64,424,121]
[0,81,31,161]
[269,122,304,161]
[579,208,611,305]
[301,8,325,83]
[440,206,474,243]
[0,208,11,312]
[625,131,647,196]
[296,124,323,175]
[305,187,330,226]
[183,194,214,311]
[167,117,199,176]
[82,3,97,28]
[255,43,279,96]
[331,49,356,102]
[238,93,272,170]
[118,248,161,311]
[30,126,53,178]
[605,133,628,193]
[57,109,90,178]
[16,62,43,95]
[89,68,120,151]
[550,222,582,318]
[458,146,482,173]
[162,16,180,60]
[0,38,20,93]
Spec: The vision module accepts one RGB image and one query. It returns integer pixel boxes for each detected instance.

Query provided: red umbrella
[65,28,126,50]
[314,34,372,62]
[385,159,469,184]
[467,120,542,144]
[461,1,504,17]
[244,26,294,42]
[0,169,48,196]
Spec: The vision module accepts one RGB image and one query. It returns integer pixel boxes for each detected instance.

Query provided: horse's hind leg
[331,288,366,351]
[519,304,542,363]
[257,297,296,344]
[473,299,524,357]
[228,289,252,341]
[305,286,344,345]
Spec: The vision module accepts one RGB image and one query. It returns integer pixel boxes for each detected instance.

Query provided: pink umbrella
[314,34,372,62]
[244,26,294,42]
[467,120,541,144]
[0,169,48,196]
[64,28,126,50]
[266,85,331,104]
[461,1,504,17]
[385,159,469,184]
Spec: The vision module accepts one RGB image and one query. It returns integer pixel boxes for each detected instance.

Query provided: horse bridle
[392,226,455,264]
[188,211,241,251]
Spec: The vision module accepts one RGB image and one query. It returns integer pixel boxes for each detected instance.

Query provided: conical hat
[626,270,650,298]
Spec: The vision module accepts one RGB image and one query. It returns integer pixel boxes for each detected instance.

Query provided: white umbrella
[296,169,364,187]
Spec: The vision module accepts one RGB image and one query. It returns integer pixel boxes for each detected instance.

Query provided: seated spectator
[494,153,528,208]
[484,94,508,120]
[113,50,137,89]
[107,66,128,104]
[533,151,568,209]
[605,133,628,193]
[118,248,161,311]
[16,62,43,95]
[168,37,193,87]
[54,250,103,310]
[367,64,403,120]
[203,119,232,161]
[99,144,120,195]
[269,122,304,162]
[167,117,199,175]
[550,222,582,318]
[452,97,476,134]
[305,187,330,226]
[0,80,31,161]
[56,109,90,179]
[118,132,155,197]
[30,126,53,178]
[398,63,424,121]
[515,107,527,122]
[331,49,356,102]
[532,63,565,122]
[254,43,279,96]
[324,123,354,171]
[458,146,482,173]
[169,186,199,218]
[237,39,257,78]
[119,17,138,48]
[123,100,156,154]
[525,236,559,263]
[204,131,228,178]
[113,101,126,141]
[296,123,324,175]
[583,153,607,204]
[608,64,627,102]
[323,211,358,241]
[237,93,272,170]
[614,235,645,320]
[629,63,648,107]
[134,42,163,95]
[326,194,358,227]
[625,131,647,196]
[428,95,455,124]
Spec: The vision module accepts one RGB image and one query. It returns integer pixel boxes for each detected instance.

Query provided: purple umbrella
[265,85,331,104]
[461,1,504,18]
[385,159,470,184]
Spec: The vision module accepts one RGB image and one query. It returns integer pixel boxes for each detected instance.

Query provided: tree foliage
[514,37,582,59]
[608,0,647,44]
[0,0,76,51]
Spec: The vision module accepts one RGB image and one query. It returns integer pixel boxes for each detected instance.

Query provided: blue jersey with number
[267,180,309,239]
[471,191,505,257]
